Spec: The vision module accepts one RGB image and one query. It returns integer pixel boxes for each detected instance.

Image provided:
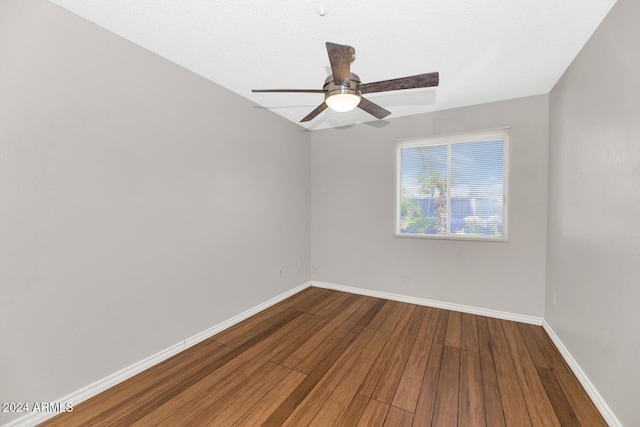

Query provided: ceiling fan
[252,42,439,123]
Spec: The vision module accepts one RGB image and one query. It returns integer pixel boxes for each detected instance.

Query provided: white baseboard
[542,320,622,427]
[311,280,544,325]
[2,281,312,427]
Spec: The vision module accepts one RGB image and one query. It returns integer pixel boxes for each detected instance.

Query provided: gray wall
[0,1,310,422]
[310,95,549,317]
[547,0,640,424]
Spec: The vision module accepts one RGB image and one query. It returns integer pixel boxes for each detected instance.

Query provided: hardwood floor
[39,287,607,426]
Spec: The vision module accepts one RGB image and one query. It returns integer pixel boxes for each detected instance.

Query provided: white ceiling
[48,0,617,131]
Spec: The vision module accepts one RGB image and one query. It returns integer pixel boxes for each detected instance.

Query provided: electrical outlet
[312,266,318,274]
[402,273,410,282]
[278,268,283,277]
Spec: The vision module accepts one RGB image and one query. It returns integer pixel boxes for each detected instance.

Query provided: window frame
[395,128,509,242]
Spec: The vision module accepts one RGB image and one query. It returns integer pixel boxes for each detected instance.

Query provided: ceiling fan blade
[358,97,391,119]
[326,42,355,86]
[300,102,328,122]
[252,89,324,93]
[360,72,439,94]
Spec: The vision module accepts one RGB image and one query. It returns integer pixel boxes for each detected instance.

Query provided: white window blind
[397,129,508,240]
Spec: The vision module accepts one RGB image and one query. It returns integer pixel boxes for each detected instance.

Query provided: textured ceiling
[48,0,617,130]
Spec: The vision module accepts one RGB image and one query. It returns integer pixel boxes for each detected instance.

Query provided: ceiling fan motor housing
[324,72,362,111]
[324,73,361,100]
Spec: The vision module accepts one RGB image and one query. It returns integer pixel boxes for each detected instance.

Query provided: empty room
[1,0,638,426]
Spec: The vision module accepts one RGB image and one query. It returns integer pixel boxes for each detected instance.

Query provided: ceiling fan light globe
[326,93,361,112]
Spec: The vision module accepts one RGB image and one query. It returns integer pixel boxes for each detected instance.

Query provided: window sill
[395,232,508,242]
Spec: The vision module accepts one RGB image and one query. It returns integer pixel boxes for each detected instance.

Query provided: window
[396,129,508,240]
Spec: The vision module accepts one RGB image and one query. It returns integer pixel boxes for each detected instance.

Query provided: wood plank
[445,310,462,348]
[357,299,387,328]
[41,339,231,426]
[281,327,376,427]
[204,363,292,426]
[213,286,323,345]
[433,308,449,345]
[476,316,506,427]
[461,312,479,352]
[392,306,438,412]
[527,324,571,373]
[413,344,444,427]
[459,348,486,427]
[220,308,297,348]
[177,361,280,426]
[517,322,549,368]
[537,366,580,427]
[301,288,345,315]
[356,399,389,427]
[230,369,307,426]
[363,300,394,330]
[553,370,608,427]
[261,324,365,426]
[432,345,460,426]
[45,340,237,427]
[501,320,560,426]
[358,305,416,397]
[292,296,378,374]
[213,310,289,348]
[372,305,425,403]
[377,300,410,333]
[382,406,413,427]
[125,311,311,426]
[314,291,360,317]
[308,330,389,427]
[486,317,532,427]
[337,393,370,427]
[172,357,302,426]
[281,295,376,373]
[269,313,325,364]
